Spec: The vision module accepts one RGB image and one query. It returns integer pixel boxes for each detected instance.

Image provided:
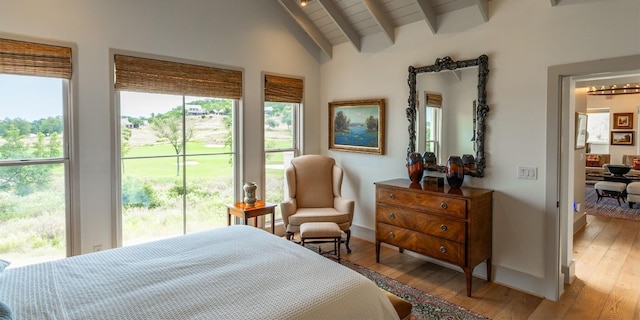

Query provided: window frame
[0,34,79,258]
[262,73,303,234]
[110,50,242,247]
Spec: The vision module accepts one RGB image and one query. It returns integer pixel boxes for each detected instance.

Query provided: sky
[0,73,201,120]
[0,74,63,121]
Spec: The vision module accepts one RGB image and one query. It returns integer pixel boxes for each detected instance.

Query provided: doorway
[547,54,640,301]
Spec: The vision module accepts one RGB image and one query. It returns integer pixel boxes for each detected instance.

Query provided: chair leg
[286,231,295,241]
[345,229,352,253]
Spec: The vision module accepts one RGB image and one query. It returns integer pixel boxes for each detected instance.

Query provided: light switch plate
[518,166,538,180]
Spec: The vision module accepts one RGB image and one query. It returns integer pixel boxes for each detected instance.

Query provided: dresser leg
[486,258,492,282]
[375,241,381,263]
[465,268,473,297]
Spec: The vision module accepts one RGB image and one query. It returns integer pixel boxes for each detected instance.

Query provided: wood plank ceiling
[278,0,564,58]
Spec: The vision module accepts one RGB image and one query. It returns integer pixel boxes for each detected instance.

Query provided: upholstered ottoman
[594,181,627,206]
[300,222,342,261]
[627,182,640,208]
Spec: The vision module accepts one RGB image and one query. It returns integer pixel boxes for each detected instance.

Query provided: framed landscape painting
[613,112,633,129]
[329,99,385,155]
[611,131,634,145]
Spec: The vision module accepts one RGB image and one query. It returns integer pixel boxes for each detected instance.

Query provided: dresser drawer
[376,187,467,219]
[376,222,465,265]
[376,204,466,243]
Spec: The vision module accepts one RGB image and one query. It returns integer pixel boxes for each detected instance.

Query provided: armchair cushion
[288,208,351,230]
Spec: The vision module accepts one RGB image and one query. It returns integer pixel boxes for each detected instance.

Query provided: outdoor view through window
[0,74,68,268]
[119,92,236,246]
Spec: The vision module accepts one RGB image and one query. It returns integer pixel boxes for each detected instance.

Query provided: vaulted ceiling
[277,0,571,58]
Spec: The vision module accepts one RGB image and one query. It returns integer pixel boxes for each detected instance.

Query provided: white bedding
[0,225,399,320]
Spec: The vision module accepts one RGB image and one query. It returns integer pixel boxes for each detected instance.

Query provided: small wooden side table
[226,200,277,234]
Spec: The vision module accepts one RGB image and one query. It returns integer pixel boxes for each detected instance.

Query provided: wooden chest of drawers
[374,179,493,297]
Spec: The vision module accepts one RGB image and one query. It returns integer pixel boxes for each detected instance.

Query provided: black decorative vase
[406,153,424,183]
[445,156,464,188]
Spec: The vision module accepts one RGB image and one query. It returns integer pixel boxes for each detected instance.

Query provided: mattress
[0,225,399,320]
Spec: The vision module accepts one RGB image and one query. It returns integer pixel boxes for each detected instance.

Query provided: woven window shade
[264,74,303,103]
[426,93,442,108]
[114,54,242,99]
[0,38,72,79]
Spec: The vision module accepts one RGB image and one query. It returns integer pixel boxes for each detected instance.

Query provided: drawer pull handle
[389,232,395,239]
[441,202,448,209]
[440,224,447,231]
[390,194,396,200]
[389,213,396,219]
[440,245,447,253]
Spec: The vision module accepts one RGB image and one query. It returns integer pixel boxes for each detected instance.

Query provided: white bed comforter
[0,225,399,320]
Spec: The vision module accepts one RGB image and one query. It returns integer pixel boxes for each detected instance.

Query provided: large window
[424,93,442,160]
[115,55,241,246]
[0,38,72,268]
[263,74,302,224]
[587,109,610,152]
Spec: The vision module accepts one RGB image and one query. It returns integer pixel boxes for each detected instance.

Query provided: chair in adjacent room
[281,155,355,252]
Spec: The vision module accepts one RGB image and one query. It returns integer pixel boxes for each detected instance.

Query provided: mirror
[407,55,489,177]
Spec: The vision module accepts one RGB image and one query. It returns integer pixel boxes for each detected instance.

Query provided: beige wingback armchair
[281,155,355,252]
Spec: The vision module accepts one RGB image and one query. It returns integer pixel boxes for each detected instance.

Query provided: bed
[0,225,400,320]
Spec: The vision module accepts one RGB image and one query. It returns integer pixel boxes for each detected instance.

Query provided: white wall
[0,0,322,253]
[320,0,640,298]
[588,94,640,163]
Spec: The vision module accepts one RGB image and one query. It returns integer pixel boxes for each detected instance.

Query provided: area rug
[338,258,488,320]
[584,184,640,222]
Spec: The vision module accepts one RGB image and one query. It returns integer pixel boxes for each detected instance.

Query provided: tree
[334,111,350,132]
[39,117,63,135]
[0,127,57,195]
[266,118,278,130]
[121,127,132,173]
[150,113,193,176]
[366,115,378,132]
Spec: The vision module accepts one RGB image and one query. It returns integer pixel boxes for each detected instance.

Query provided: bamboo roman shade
[425,93,442,108]
[0,38,72,79]
[264,74,303,103]
[114,54,242,99]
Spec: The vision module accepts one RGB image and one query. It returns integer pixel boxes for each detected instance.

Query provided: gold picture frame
[611,131,634,145]
[329,99,385,155]
[613,112,633,129]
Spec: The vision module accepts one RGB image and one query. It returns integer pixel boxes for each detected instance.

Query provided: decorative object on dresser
[374,179,493,297]
[445,156,465,188]
[406,152,424,183]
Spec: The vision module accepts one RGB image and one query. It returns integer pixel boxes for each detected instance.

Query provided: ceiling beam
[279,0,333,58]
[474,0,489,22]
[361,0,395,45]
[550,0,558,6]
[412,0,437,34]
[317,0,361,52]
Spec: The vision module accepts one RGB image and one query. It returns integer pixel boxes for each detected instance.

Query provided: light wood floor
[339,215,640,319]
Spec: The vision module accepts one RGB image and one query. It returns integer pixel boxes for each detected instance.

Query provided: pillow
[633,158,640,170]
[0,301,13,320]
[0,259,9,273]
[586,154,601,167]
